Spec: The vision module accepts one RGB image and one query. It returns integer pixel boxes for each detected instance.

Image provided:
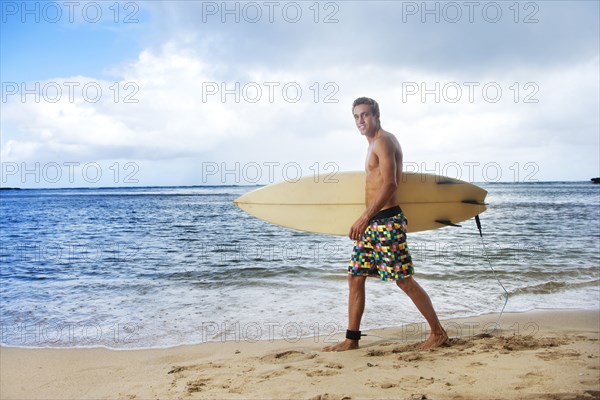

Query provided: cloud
[2,44,598,178]
[1,1,598,185]
[139,1,599,72]
[1,43,242,163]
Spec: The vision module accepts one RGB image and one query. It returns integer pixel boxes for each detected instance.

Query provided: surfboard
[233,172,487,235]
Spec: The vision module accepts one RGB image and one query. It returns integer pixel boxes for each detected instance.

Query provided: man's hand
[349,214,370,241]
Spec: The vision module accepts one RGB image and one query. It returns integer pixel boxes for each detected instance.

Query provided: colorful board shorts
[348,205,414,281]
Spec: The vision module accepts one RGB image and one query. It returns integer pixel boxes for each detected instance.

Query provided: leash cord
[476,214,509,335]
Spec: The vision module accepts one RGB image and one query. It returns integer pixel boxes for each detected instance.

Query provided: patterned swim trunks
[348,205,414,281]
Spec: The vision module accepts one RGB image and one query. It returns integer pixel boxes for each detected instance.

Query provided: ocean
[1,182,598,349]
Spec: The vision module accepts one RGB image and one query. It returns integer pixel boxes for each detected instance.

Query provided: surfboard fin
[462,199,487,205]
[435,219,462,227]
[475,214,483,237]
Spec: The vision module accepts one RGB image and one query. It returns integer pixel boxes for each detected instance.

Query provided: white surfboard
[233,171,487,235]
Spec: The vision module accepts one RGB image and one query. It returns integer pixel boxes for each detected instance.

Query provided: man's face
[353,104,378,137]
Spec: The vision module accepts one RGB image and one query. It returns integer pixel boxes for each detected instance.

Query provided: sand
[1,309,599,400]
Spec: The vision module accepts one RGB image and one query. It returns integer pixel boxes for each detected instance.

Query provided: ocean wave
[508,279,600,296]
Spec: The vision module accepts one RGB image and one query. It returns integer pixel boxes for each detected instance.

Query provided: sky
[1,0,599,188]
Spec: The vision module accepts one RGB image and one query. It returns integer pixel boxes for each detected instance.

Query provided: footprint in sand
[536,348,581,361]
[514,371,547,390]
[186,378,212,393]
[457,374,477,385]
[258,368,289,379]
[309,394,352,400]
[306,369,341,377]
[467,361,487,367]
[366,349,388,357]
[260,350,318,363]
[168,362,224,374]
[300,363,343,378]
[398,353,423,362]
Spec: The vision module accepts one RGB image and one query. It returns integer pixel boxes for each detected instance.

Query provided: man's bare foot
[417,330,449,349]
[321,339,359,352]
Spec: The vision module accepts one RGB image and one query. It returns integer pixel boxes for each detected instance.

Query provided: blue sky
[1,0,599,187]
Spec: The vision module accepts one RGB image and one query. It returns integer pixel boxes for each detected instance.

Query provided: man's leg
[396,276,448,348]
[321,274,367,352]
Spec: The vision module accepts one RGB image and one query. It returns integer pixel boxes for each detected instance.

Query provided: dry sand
[1,309,599,400]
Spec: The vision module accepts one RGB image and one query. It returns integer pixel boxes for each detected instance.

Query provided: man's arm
[349,138,398,240]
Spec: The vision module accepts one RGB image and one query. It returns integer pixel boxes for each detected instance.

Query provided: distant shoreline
[1,180,598,191]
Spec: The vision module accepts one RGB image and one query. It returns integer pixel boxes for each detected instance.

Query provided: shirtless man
[322,97,448,352]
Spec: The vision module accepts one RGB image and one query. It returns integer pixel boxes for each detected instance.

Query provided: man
[322,97,448,352]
